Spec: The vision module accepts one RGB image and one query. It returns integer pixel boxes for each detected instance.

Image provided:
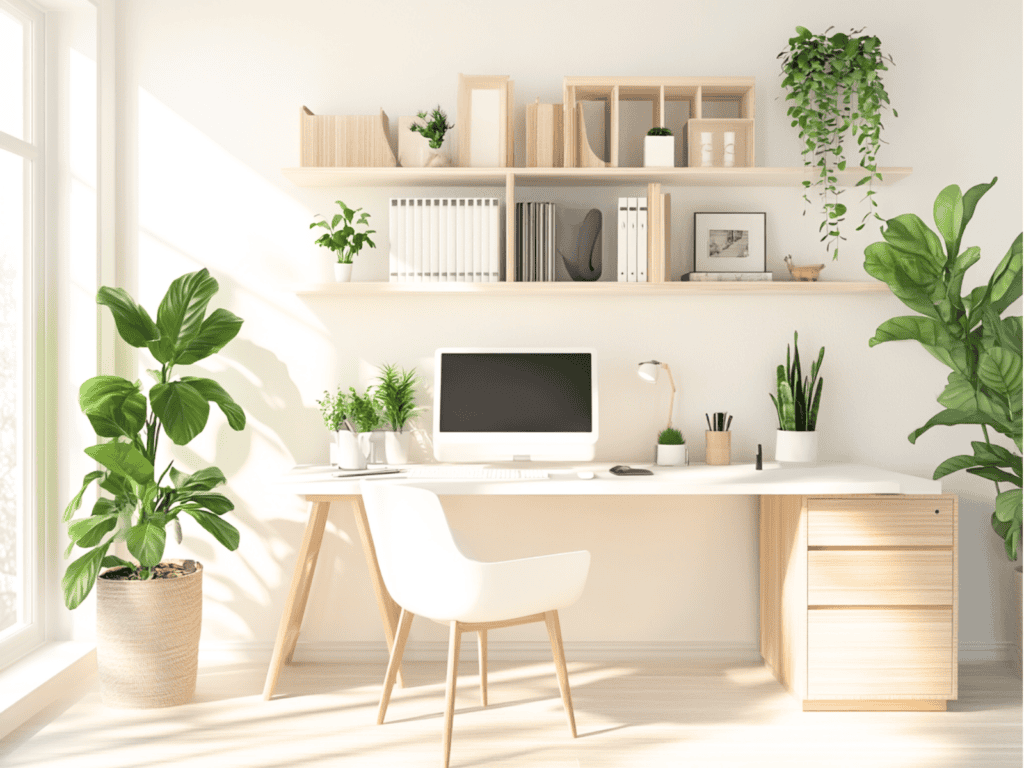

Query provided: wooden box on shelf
[299,106,397,167]
[686,119,754,168]
[526,100,564,168]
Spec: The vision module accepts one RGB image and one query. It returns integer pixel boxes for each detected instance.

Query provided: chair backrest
[359,481,478,621]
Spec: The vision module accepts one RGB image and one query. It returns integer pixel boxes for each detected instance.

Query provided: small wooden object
[457,74,514,168]
[300,107,397,167]
[784,255,826,281]
[706,430,731,465]
[526,100,563,168]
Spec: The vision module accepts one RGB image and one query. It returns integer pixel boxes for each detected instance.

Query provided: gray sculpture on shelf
[558,208,602,281]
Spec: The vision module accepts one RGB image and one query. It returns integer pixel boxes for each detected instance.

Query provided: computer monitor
[433,348,598,462]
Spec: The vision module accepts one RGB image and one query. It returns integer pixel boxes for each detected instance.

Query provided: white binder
[637,196,648,283]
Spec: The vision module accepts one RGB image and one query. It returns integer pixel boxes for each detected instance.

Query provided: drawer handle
[935,509,940,515]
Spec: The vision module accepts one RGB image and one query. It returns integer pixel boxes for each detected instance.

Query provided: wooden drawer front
[808,550,953,606]
[808,609,953,698]
[808,498,953,547]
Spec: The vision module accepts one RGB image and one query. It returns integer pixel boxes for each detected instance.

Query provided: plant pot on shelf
[334,262,353,282]
[775,430,818,463]
[656,443,687,466]
[96,560,202,708]
[643,135,675,167]
[385,430,411,465]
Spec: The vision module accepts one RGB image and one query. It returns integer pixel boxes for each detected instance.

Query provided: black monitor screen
[439,353,592,433]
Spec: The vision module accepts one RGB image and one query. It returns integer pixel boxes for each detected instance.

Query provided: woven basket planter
[96,560,203,708]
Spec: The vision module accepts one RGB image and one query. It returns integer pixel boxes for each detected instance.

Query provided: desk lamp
[637,360,677,430]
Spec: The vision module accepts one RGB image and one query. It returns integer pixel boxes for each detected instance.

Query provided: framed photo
[457,74,514,168]
[694,212,766,272]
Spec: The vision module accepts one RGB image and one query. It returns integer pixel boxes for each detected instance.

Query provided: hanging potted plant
[310,200,376,282]
[375,363,420,465]
[770,331,825,462]
[63,268,246,708]
[408,105,454,167]
[778,26,897,260]
[643,126,674,168]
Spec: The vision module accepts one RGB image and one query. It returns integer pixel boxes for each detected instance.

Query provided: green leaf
[84,441,154,485]
[932,184,963,257]
[184,508,240,550]
[967,466,1020,484]
[868,316,967,373]
[64,470,105,522]
[149,269,219,365]
[149,381,211,446]
[994,488,1022,524]
[79,376,147,439]
[63,543,111,610]
[172,466,226,493]
[126,522,166,568]
[908,408,1001,444]
[174,308,244,366]
[101,555,134,571]
[977,347,1023,397]
[933,454,978,480]
[955,177,998,255]
[68,513,118,549]
[97,287,159,348]
[179,376,246,431]
[972,441,1022,474]
[183,492,234,515]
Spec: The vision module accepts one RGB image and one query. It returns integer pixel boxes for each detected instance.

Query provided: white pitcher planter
[385,430,411,465]
[775,430,818,463]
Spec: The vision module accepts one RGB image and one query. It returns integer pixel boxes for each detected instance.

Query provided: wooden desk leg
[351,496,405,688]
[262,499,332,701]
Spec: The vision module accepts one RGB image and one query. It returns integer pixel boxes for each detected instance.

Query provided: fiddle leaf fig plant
[62,269,246,609]
[865,178,1023,560]
[778,26,896,260]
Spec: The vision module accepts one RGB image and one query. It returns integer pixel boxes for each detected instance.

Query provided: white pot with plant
[310,200,376,282]
[770,331,824,463]
[64,269,246,708]
[408,105,454,167]
[656,428,687,466]
[376,363,420,465]
[643,126,674,167]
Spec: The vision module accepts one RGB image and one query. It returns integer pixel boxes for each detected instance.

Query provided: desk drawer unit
[807,497,953,547]
[807,550,953,606]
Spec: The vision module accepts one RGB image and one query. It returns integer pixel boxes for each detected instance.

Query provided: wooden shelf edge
[290,281,892,296]
[282,166,912,188]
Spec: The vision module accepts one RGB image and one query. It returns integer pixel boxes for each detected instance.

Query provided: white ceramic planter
[335,430,368,469]
[334,262,353,282]
[643,135,675,167]
[385,430,411,465]
[775,430,818,463]
[656,443,687,466]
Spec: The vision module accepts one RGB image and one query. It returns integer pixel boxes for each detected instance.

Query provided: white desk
[264,462,956,711]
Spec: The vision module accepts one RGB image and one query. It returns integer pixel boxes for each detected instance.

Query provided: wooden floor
[2,658,1020,767]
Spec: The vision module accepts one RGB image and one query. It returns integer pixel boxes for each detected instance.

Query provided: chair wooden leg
[443,621,462,768]
[377,608,414,725]
[544,610,577,738]
[477,630,488,707]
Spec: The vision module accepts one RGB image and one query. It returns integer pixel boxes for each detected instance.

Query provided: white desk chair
[360,481,591,768]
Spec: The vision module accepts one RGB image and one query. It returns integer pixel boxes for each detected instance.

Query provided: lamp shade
[637,361,661,383]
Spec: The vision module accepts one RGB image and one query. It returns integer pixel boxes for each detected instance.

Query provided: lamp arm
[662,363,677,430]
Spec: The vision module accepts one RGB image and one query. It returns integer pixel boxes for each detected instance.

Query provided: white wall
[81,0,1021,658]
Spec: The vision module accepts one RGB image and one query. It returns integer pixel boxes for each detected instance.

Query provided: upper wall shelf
[281,166,912,189]
[291,281,891,296]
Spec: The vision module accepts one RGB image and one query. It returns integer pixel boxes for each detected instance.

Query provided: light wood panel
[525,101,563,168]
[807,608,954,699]
[804,699,947,712]
[808,550,954,606]
[299,107,397,168]
[807,497,954,546]
[290,280,892,296]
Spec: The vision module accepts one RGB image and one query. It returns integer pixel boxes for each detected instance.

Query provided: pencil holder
[705,431,731,465]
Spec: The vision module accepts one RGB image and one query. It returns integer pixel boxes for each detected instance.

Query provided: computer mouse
[577,471,595,480]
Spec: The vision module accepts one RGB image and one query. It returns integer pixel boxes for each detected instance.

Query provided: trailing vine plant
[778,26,897,260]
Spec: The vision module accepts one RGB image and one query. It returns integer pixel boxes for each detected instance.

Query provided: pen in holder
[705,430,731,465]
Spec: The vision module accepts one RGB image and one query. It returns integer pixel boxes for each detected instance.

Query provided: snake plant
[770,331,825,431]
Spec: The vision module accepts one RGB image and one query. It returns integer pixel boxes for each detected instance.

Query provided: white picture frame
[694,212,766,272]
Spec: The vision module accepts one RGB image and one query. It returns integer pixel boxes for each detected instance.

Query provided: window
[0,0,43,668]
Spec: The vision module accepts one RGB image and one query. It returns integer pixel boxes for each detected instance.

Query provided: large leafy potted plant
[769,331,825,462]
[63,268,245,707]
[864,178,1022,561]
[375,364,420,465]
[778,26,896,260]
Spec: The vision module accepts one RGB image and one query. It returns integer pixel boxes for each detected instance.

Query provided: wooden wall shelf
[291,281,891,296]
[281,166,912,189]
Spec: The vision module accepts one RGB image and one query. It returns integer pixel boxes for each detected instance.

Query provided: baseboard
[0,642,96,742]
[957,641,1017,663]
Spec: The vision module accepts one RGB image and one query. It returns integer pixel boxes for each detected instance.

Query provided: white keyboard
[402,466,550,481]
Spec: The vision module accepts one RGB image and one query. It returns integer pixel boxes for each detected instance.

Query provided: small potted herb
[769,331,825,463]
[376,363,420,464]
[310,200,376,282]
[656,427,687,466]
[409,106,454,167]
[644,126,674,168]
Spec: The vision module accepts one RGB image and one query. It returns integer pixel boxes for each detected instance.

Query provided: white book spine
[472,199,483,282]
[637,196,648,283]
[618,198,628,282]
[452,198,460,282]
[455,199,466,282]
[428,198,439,282]
[481,199,491,282]
[549,203,555,282]
[389,198,399,282]
[627,197,638,282]
[412,199,423,282]
[402,198,413,283]
[488,198,499,282]
[436,199,447,282]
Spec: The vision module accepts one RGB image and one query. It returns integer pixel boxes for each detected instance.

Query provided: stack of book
[388,198,501,282]
[617,192,671,283]
[515,202,557,281]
